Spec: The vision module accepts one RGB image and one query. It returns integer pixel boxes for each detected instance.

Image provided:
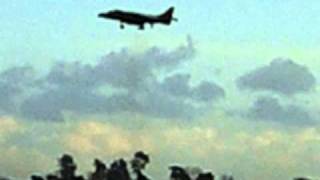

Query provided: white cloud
[62,121,155,156]
[0,117,24,144]
[0,100,319,180]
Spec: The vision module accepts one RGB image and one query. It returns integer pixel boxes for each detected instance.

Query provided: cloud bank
[0,37,225,121]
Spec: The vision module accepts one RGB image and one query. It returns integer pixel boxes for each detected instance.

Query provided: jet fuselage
[98,7,176,30]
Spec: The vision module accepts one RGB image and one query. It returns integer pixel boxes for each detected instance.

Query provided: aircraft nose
[98,12,109,18]
[98,13,105,18]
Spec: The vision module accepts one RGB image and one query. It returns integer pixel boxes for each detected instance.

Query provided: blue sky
[3,0,320,67]
[1,1,320,180]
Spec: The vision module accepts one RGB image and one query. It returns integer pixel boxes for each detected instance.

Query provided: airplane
[98,7,177,30]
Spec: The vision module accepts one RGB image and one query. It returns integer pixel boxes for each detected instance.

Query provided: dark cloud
[0,66,34,114]
[15,37,225,121]
[21,92,64,121]
[137,90,198,119]
[237,58,316,95]
[248,96,314,125]
[192,81,225,102]
[46,62,99,89]
[94,36,195,90]
[160,74,192,97]
[142,35,195,68]
[95,53,153,92]
[0,82,18,114]
[160,74,225,101]
[20,89,110,121]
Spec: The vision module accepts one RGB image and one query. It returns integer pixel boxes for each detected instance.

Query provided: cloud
[0,117,24,144]
[137,73,225,119]
[63,121,134,155]
[15,37,224,121]
[1,114,320,180]
[160,74,192,97]
[93,35,195,90]
[0,117,52,179]
[192,81,225,102]
[247,96,314,125]
[58,115,320,180]
[20,89,109,121]
[160,74,225,102]
[0,146,52,179]
[237,58,316,95]
[0,66,34,114]
[58,117,227,170]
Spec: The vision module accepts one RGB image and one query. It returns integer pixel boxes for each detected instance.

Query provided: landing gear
[138,24,144,30]
[120,23,125,29]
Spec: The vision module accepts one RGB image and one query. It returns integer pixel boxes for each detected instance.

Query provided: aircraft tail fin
[158,7,177,24]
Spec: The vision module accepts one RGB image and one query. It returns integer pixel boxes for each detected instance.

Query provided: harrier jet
[98,7,177,30]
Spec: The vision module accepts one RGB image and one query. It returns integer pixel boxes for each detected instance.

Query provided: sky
[1,0,320,179]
